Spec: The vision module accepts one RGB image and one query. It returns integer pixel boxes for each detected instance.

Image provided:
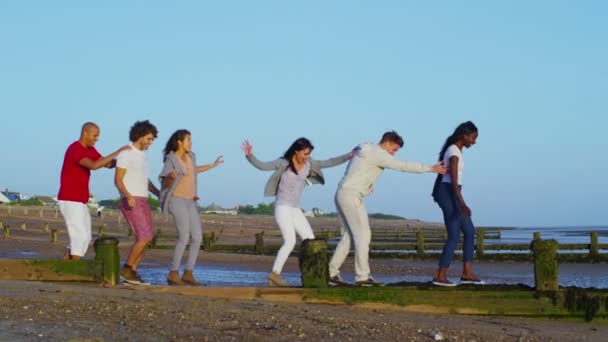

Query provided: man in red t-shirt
[58,122,129,260]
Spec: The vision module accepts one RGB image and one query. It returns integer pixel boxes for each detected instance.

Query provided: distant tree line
[237,202,275,215]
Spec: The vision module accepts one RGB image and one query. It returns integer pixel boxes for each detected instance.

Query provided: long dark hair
[432,121,478,198]
[163,129,191,162]
[282,138,314,174]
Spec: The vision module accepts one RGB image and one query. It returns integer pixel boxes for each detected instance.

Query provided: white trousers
[328,190,372,282]
[58,200,92,257]
[272,205,315,274]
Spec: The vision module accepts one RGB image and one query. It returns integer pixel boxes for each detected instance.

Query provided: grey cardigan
[246,153,351,197]
[159,151,198,215]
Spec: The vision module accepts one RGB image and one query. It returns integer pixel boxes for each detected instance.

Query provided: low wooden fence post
[533,232,541,241]
[590,232,599,260]
[255,232,264,254]
[299,239,329,288]
[531,239,559,292]
[150,229,161,249]
[51,229,57,243]
[3,224,9,239]
[203,233,212,251]
[94,237,120,286]
[476,229,485,257]
[416,230,425,255]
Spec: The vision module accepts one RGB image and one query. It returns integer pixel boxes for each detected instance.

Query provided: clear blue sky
[1,1,605,227]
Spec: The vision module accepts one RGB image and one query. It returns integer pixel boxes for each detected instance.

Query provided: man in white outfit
[328,131,446,286]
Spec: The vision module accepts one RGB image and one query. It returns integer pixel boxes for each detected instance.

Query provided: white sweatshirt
[337,143,433,196]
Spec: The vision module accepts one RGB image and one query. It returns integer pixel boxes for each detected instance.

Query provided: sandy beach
[1,210,608,340]
[1,279,607,342]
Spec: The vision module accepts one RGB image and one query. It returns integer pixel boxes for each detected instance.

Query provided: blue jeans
[435,183,475,268]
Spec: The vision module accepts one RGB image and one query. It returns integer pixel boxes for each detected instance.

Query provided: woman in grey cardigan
[159,129,223,286]
[242,138,353,287]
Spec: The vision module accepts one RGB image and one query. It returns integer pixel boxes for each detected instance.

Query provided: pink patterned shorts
[120,196,153,242]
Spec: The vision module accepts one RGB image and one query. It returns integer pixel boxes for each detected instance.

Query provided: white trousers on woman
[272,205,315,274]
[58,200,92,257]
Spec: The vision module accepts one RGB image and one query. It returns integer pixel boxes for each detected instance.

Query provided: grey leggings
[169,197,203,271]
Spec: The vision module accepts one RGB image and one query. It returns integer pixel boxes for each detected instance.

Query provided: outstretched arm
[241,139,283,171]
[197,156,224,173]
[377,151,446,174]
[148,180,160,198]
[80,145,130,170]
[315,153,346,168]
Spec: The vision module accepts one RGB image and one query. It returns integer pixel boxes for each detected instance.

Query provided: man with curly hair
[115,120,161,285]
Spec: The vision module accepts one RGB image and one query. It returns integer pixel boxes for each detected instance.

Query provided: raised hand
[214,155,224,166]
[432,161,447,174]
[348,146,360,158]
[241,140,253,156]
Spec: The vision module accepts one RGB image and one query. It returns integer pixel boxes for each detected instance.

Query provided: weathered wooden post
[97,224,105,237]
[43,222,50,233]
[203,233,212,251]
[299,238,329,288]
[20,222,27,231]
[51,229,58,243]
[7,206,12,216]
[416,230,425,255]
[590,232,599,260]
[54,207,59,218]
[255,231,264,254]
[150,229,161,249]
[94,237,120,286]
[476,228,485,257]
[531,239,559,292]
[23,208,28,216]
[3,224,9,239]
[39,208,44,218]
[533,231,541,241]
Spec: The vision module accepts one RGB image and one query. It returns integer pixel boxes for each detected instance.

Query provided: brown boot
[167,270,185,286]
[267,272,289,287]
[182,270,202,286]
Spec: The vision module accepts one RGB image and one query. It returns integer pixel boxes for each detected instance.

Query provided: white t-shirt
[442,144,463,185]
[116,145,149,197]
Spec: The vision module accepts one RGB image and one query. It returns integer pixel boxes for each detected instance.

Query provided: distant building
[0,192,10,204]
[303,207,325,217]
[200,203,239,216]
[87,193,100,209]
[1,191,23,203]
[36,196,58,207]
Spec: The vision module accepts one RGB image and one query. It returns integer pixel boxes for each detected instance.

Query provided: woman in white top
[242,138,353,287]
[431,121,481,287]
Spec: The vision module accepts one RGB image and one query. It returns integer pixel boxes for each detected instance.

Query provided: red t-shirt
[57,141,102,203]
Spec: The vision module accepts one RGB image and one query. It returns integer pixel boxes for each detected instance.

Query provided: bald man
[57,122,129,260]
